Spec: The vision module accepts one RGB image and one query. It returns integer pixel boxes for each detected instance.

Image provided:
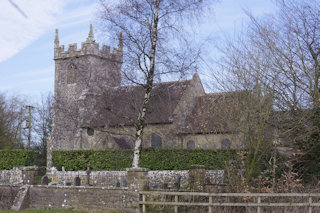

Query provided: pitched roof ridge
[105,79,191,92]
[206,90,247,96]
[154,78,191,86]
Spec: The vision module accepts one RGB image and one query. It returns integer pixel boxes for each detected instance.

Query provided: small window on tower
[87,127,94,136]
[67,63,77,84]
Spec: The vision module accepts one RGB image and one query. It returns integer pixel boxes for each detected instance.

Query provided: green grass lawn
[0,210,121,213]
[0,210,87,213]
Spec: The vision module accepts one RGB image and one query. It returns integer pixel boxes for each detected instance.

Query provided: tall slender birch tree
[98,0,213,168]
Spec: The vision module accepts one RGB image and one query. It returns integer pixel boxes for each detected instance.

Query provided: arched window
[87,127,94,136]
[151,133,162,148]
[67,63,77,84]
[187,140,195,149]
[221,138,231,149]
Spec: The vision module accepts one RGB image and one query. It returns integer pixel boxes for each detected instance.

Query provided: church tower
[51,25,123,151]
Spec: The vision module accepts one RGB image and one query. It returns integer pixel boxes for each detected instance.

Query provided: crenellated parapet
[54,24,123,62]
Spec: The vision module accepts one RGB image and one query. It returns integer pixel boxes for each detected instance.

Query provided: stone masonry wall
[149,170,224,190]
[0,186,19,209]
[0,168,224,211]
[0,169,22,185]
[28,186,138,213]
[48,168,224,190]
[0,166,40,185]
[49,169,127,187]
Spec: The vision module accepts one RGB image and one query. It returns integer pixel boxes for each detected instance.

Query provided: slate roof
[180,92,243,134]
[85,80,190,127]
[81,77,245,134]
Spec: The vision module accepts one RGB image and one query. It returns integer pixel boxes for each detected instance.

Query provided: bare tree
[0,93,25,149]
[98,0,213,168]
[214,0,320,181]
[32,92,53,166]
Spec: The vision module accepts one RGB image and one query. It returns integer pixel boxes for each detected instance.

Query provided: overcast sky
[0,0,275,101]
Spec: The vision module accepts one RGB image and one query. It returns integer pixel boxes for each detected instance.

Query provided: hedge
[0,149,34,170]
[52,149,237,171]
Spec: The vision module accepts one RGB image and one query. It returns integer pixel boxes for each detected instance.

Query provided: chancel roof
[180,92,243,134]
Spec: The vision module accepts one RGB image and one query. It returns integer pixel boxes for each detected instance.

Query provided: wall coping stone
[189,165,205,169]
[126,167,149,172]
[30,185,129,190]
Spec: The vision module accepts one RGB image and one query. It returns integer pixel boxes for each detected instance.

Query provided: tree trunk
[132,0,160,168]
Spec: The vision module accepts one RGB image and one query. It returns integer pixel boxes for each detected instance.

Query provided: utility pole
[25,105,34,150]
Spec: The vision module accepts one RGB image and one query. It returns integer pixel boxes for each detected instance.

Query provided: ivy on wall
[52,149,237,171]
[0,150,34,170]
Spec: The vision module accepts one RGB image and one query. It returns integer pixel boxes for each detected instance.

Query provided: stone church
[48,25,243,166]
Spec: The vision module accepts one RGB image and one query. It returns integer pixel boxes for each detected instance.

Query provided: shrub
[0,150,34,169]
[52,149,237,171]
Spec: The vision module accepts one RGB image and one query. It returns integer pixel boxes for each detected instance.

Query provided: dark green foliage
[52,150,133,171]
[52,149,237,171]
[0,150,34,169]
[140,149,237,170]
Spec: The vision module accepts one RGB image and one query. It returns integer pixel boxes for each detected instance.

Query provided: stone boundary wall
[0,166,41,185]
[29,185,138,213]
[0,186,20,209]
[1,166,224,189]
[0,185,138,212]
[50,170,127,187]
[47,168,224,189]
[149,170,224,190]
[0,167,224,212]
[0,169,22,185]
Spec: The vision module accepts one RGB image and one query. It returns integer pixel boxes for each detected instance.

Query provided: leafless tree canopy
[214,0,320,181]
[98,0,214,167]
[0,92,53,157]
[0,93,25,149]
[99,0,209,84]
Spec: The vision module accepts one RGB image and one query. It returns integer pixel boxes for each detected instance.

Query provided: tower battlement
[54,24,123,62]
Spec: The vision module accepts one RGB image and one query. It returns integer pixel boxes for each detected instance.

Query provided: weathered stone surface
[0,186,19,209]
[47,169,127,187]
[28,186,139,213]
[0,166,40,186]
[127,167,149,191]
[10,185,30,211]
[0,168,22,185]
[50,25,123,169]
[45,168,224,190]
[189,165,206,191]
